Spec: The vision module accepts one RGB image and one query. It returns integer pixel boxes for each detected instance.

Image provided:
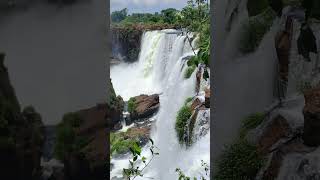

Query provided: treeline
[111,0,210,67]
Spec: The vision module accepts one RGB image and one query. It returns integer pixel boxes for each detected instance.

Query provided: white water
[110,30,210,179]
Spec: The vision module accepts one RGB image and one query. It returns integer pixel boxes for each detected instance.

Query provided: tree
[111,8,128,23]
[161,8,178,24]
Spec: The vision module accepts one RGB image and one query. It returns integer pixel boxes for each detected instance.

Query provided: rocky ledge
[129,94,160,121]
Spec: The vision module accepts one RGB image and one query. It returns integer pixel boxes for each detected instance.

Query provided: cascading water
[110,29,210,179]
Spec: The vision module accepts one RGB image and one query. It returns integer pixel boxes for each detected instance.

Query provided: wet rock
[257,115,291,154]
[297,24,318,62]
[130,94,160,120]
[204,87,210,108]
[260,139,315,180]
[303,86,320,146]
[191,98,202,111]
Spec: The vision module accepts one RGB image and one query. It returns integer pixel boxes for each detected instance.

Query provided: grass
[110,132,138,155]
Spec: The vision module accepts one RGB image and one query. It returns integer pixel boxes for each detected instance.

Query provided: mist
[0,0,107,125]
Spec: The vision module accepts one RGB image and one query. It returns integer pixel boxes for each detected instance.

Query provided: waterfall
[110,29,210,179]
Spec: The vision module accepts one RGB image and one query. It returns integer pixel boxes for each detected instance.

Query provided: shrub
[127,97,137,114]
[239,7,276,54]
[110,132,137,155]
[175,105,192,144]
[184,65,197,79]
[240,112,265,138]
[54,112,88,160]
[247,0,269,17]
[184,97,193,105]
[214,112,265,179]
[214,139,265,180]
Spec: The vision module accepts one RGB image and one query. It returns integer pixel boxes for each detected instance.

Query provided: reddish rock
[261,140,313,180]
[191,98,202,111]
[130,94,160,120]
[303,86,320,146]
[257,115,290,154]
[205,87,210,108]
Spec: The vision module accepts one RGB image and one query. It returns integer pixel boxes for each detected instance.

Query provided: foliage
[161,8,179,24]
[297,80,312,94]
[247,0,269,17]
[185,65,197,79]
[110,132,138,155]
[184,97,194,105]
[214,112,266,180]
[214,139,265,180]
[175,104,192,144]
[111,8,128,23]
[54,112,89,160]
[128,97,137,114]
[176,160,209,180]
[240,112,265,138]
[123,139,159,180]
[239,7,276,54]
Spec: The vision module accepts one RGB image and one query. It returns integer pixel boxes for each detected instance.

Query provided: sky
[110,0,189,13]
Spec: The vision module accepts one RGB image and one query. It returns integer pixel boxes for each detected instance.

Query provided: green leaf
[133,156,138,161]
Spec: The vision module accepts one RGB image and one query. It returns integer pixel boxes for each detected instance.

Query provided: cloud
[111,0,188,13]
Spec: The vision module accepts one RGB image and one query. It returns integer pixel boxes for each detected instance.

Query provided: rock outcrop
[0,53,44,180]
[56,104,108,180]
[111,24,179,62]
[303,86,320,146]
[130,94,160,120]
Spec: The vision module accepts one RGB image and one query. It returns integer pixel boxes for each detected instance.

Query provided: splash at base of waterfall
[110,29,210,179]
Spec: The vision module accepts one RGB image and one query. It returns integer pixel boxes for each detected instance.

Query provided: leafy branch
[123,138,159,180]
[175,160,209,180]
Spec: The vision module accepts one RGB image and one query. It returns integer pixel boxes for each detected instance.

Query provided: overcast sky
[110,0,189,13]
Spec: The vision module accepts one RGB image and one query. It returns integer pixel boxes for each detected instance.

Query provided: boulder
[303,86,320,146]
[130,94,160,120]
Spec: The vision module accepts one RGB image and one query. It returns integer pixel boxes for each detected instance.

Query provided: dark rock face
[130,94,160,120]
[62,104,108,180]
[303,86,320,146]
[257,115,290,154]
[111,24,179,63]
[111,26,143,63]
[0,53,44,180]
[107,79,124,130]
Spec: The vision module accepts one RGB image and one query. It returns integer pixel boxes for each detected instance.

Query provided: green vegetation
[239,7,276,54]
[185,65,197,79]
[108,79,124,111]
[176,160,209,180]
[240,112,265,138]
[184,97,194,105]
[111,0,210,69]
[54,112,90,160]
[297,80,312,94]
[110,132,137,155]
[127,97,137,114]
[175,104,192,144]
[123,138,159,180]
[247,0,269,17]
[214,139,265,180]
[214,113,266,180]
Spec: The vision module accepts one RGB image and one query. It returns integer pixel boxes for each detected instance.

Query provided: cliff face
[52,79,123,180]
[0,53,44,180]
[111,24,179,62]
